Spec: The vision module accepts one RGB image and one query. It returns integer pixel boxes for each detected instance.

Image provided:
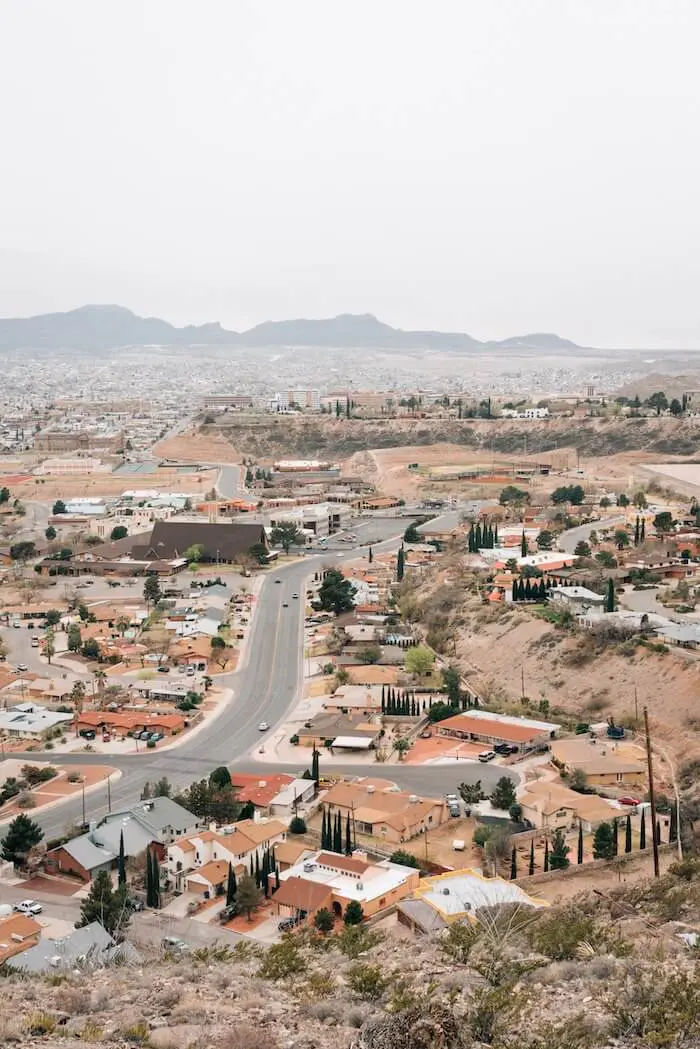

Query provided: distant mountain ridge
[0,304,584,352]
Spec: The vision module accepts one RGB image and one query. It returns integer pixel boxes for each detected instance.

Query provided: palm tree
[93,670,107,709]
[115,616,130,637]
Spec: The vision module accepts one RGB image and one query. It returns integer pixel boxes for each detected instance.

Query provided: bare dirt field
[153,428,241,464]
[13,467,218,501]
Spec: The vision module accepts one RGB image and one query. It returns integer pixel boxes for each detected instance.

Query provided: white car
[14,899,42,915]
[258,721,269,732]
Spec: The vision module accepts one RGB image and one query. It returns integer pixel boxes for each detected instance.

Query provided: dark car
[494,743,518,755]
[157,666,170,673]
[79,729,96,740]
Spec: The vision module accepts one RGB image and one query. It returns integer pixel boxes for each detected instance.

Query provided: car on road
[157,666,170,673]
[274,578,282,584]
[15,664,28,673]
[161,936,189,954]
[31,637,40,648]
[282,602,288,607]
[14,900,42,915]
[292,593,299,599]
[618,797,642,807]
[478,750,497,763]
[258,721,269,731]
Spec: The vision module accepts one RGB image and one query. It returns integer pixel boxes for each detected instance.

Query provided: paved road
[216,465,243,499]
[558,515,626,554]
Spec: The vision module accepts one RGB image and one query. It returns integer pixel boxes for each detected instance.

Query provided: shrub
[335,924,383,959]
[344,900,364,925]
[258,937,307,980]
[346,962,388,999]
[26,1013,57,1036]
[529,909,597,960]
[313,907,334,934]
[289,734,300,745]
[289,816,307,834]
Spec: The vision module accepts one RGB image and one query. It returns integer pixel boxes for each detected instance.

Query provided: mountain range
[0,304,584,352]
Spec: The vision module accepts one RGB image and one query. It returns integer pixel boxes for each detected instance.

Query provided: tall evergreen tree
[625,814,633,853]
[641,518,646,541]
[640,808,646,850]
[475,522,482,549]
[612,819,619,856]
[345,812,352,855]
[226,862,237,906]
[577,822,584,865]
[321,808,327,849]
[368,546,373,563]
[538,579,547,600]
[151,849,161,909]
[521,531,528,557]
[255,851,260,888]
[524,579,532,600]
[311,745,320,787]
[656,819,661,846]
[605,578,616,613]
[396,545,405,582]
[468,524,475,553]
[634,517,640,545]
[493,523,498,545]
[510,846,517,880]
[118,829,126,887]
[528,839,535,876]
[670,805,678,843]
[543,839,549,873]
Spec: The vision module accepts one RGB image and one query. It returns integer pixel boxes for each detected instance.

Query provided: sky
[0,1,698,348]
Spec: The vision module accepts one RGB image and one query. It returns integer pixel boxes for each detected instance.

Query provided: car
[258,721,269,731]
[275,578,282,584]
[31,637,40,647]
[79,729,96,740]
[157,666,170,673]
[14,900,42,915]
[12,620,20,628]
[278,917,299,931]
[445,793,460,803]
[448,804,461,818]
[618,797,642,807]
[15,664,28,673]
[292,593,299,599]
[478,750,496,763]
[494,743,518,756]
[161,936,189,954]
[282,602,288,607]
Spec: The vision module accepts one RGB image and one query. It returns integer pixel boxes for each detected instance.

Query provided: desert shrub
[296,971,337,1001]
[334,923,383,959]
[25,1012,57,1035]
[258,936,306,980]
[346,962,388,999]
[219,1027,279,1049]
[529,910,597,960]
[608,969,700,1045]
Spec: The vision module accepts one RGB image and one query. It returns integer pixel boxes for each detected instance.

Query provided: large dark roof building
[131,521,269,564]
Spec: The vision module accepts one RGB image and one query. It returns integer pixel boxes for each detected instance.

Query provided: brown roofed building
[321,779,448,844]
[272,876,333,919]
[132,521,269,564]
[0,914,42,965]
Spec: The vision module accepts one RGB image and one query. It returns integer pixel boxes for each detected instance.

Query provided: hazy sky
[1,1,698,347]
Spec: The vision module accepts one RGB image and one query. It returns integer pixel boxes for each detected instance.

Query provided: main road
[4,531,513,839]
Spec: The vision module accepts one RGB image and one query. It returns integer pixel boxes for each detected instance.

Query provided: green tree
[110,525,128,541]
[520,531,528,557]
[311,744,320,786]
[52,499,67,515]
[270,521,304,554]
[551,485,585,505]
[117,829,127,887]
[82,639,100,660]
[77,869,131,938]
[247,542,269,565]
[393,737,411,761]
[510,847,517,880]
[1,813,43,866]
[634,490,648,509]
[596,550,617,568]
[577,822,584,864]
[574,540,591,558]
[646,391,668,416]
[183,543,205,564]
[0,486,9,504]
[313,907,334,934]
[45,525,57,540]
[617,493,630,507]
[43,628,55,666]
[548,828,570,869]
[528,839,535,875]
[209,766,231,789]
[653,511,675,534]
[405,645,435,679]
[592,821,616,860]
[537,530,554,551]
[459,781,485,805]
[317,569,355,615]
[625,813,633,853]
[614,529,630,549]
[344,900,364,925]
[669,397,683,416]
[403,522,421,543]
[10,540,36,561]
[289,816,307,834]
[489,776,517,811]
[143,574,162,608]
[44,608,61,626]
[235,873,261,921]
[605,578,616,613]
[499,485,528,506]
[396,545,405,582]
[442,665,461,707]
[358,644,381,664]
[226,862,237,907]
[427,700,460,723]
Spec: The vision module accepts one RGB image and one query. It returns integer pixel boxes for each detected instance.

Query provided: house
[272,840,315,871]
[436,710,558,753]
[75,711,186,738]
[166,819,287,893]
[268,778,316,817]
[550,738,647,788]
[0,913,43,965]
[322,684,382,715]
[321,779,448,844]
[518,778,617,832]
[8,921,138,974]
[46,797,200,881]
[296,711,380,748]
[0,705,73,740]
[273,849,420,924]
[228,773,295,815]
[548,586,606,612]
[403,869,546,929]
[185,859,232,897]
[131,521,269,564]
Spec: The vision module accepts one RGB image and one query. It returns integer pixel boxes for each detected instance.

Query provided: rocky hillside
[6,871,700,1049]
[206,415,700,462]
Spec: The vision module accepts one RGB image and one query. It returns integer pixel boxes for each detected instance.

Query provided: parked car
[14,900,42,915]
[448,804,461,818]
[161,936,189,954]
[618,797,642,807]
[478,750,496,763]
[494,743,518,755]
[31,637,40,647]
[258,721,269,732]
[157,666,170,673]
[278,916,300,932]
[292,593,299,599]
[15,664,28,673]
[79,729,96,740]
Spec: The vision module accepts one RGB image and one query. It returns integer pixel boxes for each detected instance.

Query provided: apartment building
[286,389,320,410]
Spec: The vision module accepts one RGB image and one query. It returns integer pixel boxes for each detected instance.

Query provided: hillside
[0,305,582,353]
[6,877,700,1049]
[208,413,700,462]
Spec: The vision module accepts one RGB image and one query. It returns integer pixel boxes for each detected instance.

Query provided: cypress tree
[368,546,373,563]
[255,851,261,887]
[510,847,517,880]
[640,808,646,850]
[543,839,549,873]
[612,819,619,856]
[494,523,499,546]
[538,579,546,600]
[151,850,160,909]
[311,745,320,787]
[625,814,632,853]
[634,517,640,545]
[118,829,126,887]
[641,518,646,541]
[468,524,475,553]
[226,862,237,906]
[524,579,532,600]
[335,812,343,853]
[528,839,535,876]
[145,849,153,907]
[521,531,528,557]
[321,808,327,849]
[396,546,405,582]
[381,693,386,715]
[381,684,385,705]
[605,578,615,613]
[345,812,352,855]
[577,822,584,864]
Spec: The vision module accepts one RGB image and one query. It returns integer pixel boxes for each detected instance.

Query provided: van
[478,750,496,763]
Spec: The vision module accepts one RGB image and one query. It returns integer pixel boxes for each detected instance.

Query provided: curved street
[3,530,514,840]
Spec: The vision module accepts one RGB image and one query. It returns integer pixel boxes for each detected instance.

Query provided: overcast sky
[1,1,698,348]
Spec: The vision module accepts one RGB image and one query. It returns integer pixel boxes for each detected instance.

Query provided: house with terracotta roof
[518,778,617,832]
[272,849,420,924]
[0,913,43,965]
[272,840,315,871]
[228,773,295,814]
[436,710,558,753]
[550,738,647,788]
[322,779,447,844]
[166,819,287,894]
[75,710,186,738]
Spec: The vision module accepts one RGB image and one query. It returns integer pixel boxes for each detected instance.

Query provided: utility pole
[634,687,638,725]
[81,782,86,829]
[643,706,660,878]
[107,775,112,813]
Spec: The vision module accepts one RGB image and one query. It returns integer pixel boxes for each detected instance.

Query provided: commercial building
[436,710,558,753]
[321,779,447,844]
[272,849,420,924]
[286,389,320,411]
[131,520,269,564]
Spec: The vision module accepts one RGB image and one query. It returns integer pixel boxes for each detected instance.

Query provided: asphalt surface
[216,465,243,499]
[558,515,626,554]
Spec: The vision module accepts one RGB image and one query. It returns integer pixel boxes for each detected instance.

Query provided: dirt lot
[153,429,241,464]
[13,467,218,501]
